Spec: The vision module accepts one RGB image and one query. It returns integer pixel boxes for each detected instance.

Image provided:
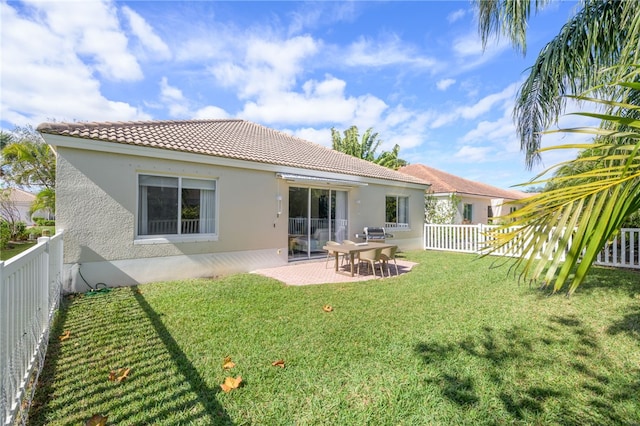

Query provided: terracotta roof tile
[3,188,36,203]
[399,164,528,200]
[38,119,428,185]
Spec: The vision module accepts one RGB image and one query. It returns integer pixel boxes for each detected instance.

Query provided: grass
[1,241,37,261]
[29,250,640,425]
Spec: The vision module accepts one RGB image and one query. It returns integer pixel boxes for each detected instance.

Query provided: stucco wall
[345,184,424,249]
[56,147,287,263]
[55,146,426,289]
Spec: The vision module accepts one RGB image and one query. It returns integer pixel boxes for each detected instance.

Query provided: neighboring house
[399,164,530,225]
[38,119,430,292]
[1,188,38,226]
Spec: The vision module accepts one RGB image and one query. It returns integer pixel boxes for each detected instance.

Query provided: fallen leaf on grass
[271,359,285,368]
[59,330,71,341]
[220,376,242,392]
[222,356,236,370]
[109,367,131,382]
[85,414,108,426]
[322,305,333,312]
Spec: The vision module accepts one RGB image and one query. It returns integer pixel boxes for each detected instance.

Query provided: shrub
[0,221,10,250]
[33,217,55,226]
[622,210,640,228]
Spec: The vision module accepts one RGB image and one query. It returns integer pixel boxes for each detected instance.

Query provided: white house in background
[399,164,530,225]
[38,119,430,292]
[1,188,36,225]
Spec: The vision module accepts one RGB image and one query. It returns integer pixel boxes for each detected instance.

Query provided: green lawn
[1,241,37,261]
[29,250,640,425]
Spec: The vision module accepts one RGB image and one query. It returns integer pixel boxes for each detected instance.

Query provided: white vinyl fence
[424,224,640,270]
[1,232,64,426]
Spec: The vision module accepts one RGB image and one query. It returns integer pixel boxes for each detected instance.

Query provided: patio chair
[325,241,344,268]
[341,240,357,265]
[357,247,384,277]
[380,245,398,276]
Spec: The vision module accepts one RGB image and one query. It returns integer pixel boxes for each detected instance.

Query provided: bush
[0,221,10,250]
[622,210,640,228]
[13,221,26,240]
[33,217,55,226]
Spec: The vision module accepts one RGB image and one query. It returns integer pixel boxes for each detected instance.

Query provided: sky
[1,0,594,190]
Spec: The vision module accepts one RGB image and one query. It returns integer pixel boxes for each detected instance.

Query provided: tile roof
[3,188,36,203]
[399,164,529,200]
[37,119,429,186]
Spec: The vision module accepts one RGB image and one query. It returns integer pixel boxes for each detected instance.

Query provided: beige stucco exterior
[52,136,427,291]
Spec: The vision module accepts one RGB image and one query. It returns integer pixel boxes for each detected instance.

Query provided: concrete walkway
[252,257,418,286]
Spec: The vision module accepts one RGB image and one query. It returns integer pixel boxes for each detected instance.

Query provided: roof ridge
[37,119,430,186]
[37,118,244,132]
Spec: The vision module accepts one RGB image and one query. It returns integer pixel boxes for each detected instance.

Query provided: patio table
[322,242,397,277]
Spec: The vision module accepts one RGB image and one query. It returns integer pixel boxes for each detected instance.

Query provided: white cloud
[449,29,511,72]
[23,0,143,81]
[431,82,519,128]
[345,35,438,69]
[0,2,149,126]
[453,145,493,163]
[436,78,456,91]
[194,106,230,120]
[160,77,190,117]
[212,35,318,98]
[289,127,333,147]
[121,5,171,60]
[240,79,359,125]
[447,9,467,23]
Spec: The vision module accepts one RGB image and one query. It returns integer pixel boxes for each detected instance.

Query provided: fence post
[0,259,6,425]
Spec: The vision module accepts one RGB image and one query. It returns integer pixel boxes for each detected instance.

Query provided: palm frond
[485,75,640,294]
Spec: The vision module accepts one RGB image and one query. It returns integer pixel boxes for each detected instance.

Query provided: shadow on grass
[29,289,233,425]
[132,289,233,425]
[28,295,71,424]
[415,315,640,425]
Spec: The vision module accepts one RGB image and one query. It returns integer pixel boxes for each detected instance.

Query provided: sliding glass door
[288,187,348,260]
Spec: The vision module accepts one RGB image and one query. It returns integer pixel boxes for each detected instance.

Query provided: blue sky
[1,0,591,189]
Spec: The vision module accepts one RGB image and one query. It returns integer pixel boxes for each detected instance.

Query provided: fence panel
[1,232,63,426]
[595,228,640,269]
[425,224,640,270]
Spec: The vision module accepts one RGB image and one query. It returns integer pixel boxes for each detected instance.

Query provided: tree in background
[0,125,56,214]
[331,126,407,170]
[0,131,13,151]
[0,188,22,241]
[477,0,640,168]
[475,0,640,294]
[424,193,460,224]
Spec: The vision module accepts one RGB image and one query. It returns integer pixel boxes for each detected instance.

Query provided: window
[463,203,473,223]
[510,206,517,214]
[138,174,216,237]
[385,196,409,228]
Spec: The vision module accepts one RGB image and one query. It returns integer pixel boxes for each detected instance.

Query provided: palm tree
[475,1,640,294]
[331,126,408,170]
[485,76,640,294]
[476,0,640,168]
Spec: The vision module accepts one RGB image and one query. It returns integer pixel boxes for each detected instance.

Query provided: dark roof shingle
[38,119,428,185]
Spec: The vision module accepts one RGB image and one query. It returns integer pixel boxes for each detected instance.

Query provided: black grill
[363,227,390,242]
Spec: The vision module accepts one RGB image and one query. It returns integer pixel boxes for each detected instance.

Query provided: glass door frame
[288,186,348,261]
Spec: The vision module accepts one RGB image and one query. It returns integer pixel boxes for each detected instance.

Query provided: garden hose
[77,263,111,296]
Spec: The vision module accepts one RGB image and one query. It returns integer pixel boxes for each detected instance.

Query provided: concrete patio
[252,257,418,286]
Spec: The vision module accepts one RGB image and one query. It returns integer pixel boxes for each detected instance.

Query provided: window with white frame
[138,174,216,237]
[385,195,409,228]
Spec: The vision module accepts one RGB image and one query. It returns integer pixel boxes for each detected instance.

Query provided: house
[398,164,530,224]
[1,187,39,226]
[37,119,430,292]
